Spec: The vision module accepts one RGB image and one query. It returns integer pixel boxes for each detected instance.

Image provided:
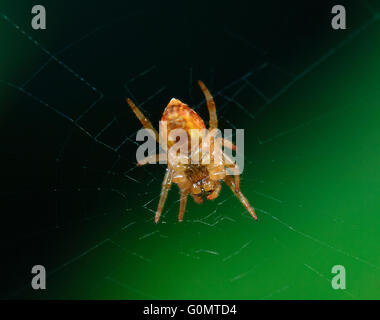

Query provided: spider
[126,81,257,223]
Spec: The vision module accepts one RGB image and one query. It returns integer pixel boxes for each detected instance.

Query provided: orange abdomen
[160,98,205,148]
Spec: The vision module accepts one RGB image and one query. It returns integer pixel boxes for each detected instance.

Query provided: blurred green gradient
[93,25,380,300]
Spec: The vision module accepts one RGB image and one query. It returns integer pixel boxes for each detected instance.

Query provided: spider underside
[126,81,257,223]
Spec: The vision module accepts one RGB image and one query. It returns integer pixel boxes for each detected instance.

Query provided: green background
[1,0,380,299]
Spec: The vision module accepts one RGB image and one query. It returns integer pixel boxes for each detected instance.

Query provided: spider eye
[192,183,202,196]
[202,180,214,193]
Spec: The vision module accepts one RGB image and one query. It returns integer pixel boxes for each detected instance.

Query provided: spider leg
[200,129,222,166]
[206,181,221,200]
[192,194,204,204]
[224,175,257,220]
[223,152,240,192]
[137,153,167,166]
[178,189,189,222]
[219,138,237,151]
[155,168,173,223]
[126,98,159,141]
[198,80,218,130]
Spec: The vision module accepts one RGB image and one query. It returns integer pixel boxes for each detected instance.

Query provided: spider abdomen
[160,98,205,149]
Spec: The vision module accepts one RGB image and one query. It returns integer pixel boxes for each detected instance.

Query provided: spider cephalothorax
[127,81,257,223]
[174,164,220,200]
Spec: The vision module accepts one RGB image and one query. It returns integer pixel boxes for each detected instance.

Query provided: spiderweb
[1,0,380,299]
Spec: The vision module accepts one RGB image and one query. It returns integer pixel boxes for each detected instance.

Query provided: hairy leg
[220,138,236,151]
[224,175,257,220]
[198,80,218,130]
[155,168,173,223]
[223,152,240,192]
[126,97,159,141]
[178,189,189,222]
